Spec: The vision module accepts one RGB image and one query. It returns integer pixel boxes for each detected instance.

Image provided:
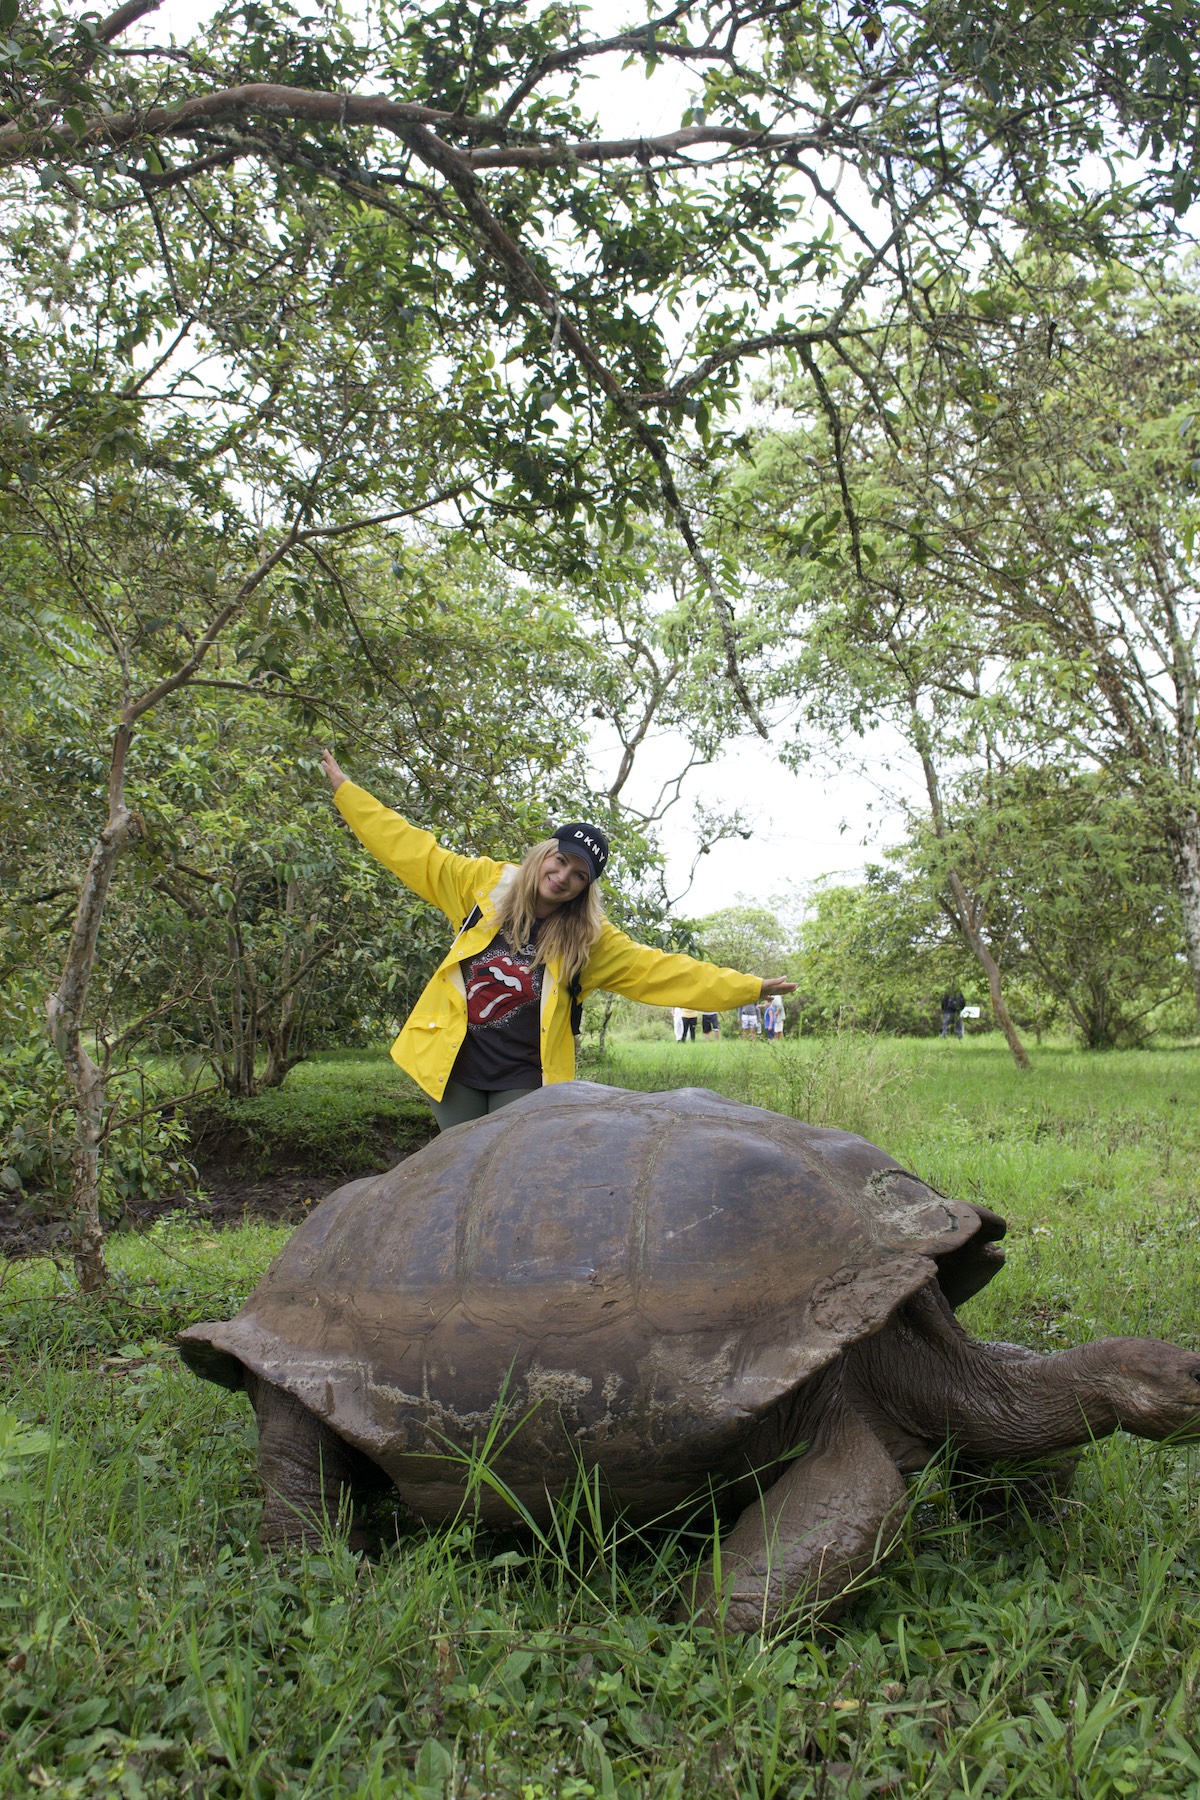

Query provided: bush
[1,980,195,1220]
[0,1035,73,1202]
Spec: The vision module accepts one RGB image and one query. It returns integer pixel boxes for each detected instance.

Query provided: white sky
[597,718,926,915]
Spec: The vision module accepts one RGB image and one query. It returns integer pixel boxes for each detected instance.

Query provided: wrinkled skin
[178,1084,1200,1635]
[686,1284,1200,1632]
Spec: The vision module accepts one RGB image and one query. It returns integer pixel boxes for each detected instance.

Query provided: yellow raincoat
[334,782,762,1100]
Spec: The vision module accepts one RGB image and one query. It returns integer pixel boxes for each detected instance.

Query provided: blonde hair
[493,839,605,986]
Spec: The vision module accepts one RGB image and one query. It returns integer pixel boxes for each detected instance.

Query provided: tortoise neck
[848,1290,1122,1463]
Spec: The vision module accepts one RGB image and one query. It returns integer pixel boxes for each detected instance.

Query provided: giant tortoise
[180,1083,1200,1634]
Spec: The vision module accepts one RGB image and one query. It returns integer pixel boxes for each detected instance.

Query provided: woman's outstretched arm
[318,750,504,920]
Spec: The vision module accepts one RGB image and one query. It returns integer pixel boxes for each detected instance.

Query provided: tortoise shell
[180,1082,1005,1524]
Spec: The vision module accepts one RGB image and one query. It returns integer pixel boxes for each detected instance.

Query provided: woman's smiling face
[535,846,590,913]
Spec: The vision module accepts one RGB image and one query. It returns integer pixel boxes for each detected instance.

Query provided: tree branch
[393,120,769,734]
[0,84,498,166]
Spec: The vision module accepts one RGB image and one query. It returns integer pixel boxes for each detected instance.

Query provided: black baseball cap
[552,822,610,884]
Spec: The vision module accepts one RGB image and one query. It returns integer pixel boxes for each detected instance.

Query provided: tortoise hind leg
[246,1373,385,1551]
[686,1409,907,1636]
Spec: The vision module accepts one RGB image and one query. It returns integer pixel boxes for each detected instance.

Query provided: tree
[956,262,1200,1032]
[718,427,1040,1063]
[8,2,1200,1274]
[792,769,1187,1045]
[722,247,1200,1056]
[16,498,458,1286]
[794,871,975,1035]
[753,255,1200,1033]
[6,0,1200,716]
[903,768,1188,1047]
[695,900,792,977]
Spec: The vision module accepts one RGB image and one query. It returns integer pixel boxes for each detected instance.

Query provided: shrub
[1,981,195,1220]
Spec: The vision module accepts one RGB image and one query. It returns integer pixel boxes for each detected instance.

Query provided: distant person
[940,989,966,1039]
[320,751,795,1128]
[739,1001,760,1039]
[701,1012,720,1040]
[678,1006,699,1043]
[763,995,784,1042]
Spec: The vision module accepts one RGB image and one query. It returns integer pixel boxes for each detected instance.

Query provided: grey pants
[429,1078,538,1132]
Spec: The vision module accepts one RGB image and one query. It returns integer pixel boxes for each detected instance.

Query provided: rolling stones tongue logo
[465,951,539,1026]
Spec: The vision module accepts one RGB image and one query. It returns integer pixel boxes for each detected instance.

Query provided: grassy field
[3,1036,1200,1797]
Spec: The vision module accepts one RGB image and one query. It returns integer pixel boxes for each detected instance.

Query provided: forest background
[2,0,1199,1288]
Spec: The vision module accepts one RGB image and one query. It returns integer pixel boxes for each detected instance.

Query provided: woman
[321,751,795,1130]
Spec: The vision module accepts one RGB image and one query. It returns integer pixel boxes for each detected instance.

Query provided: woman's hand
[320,748,347,792]
[758,977,797,997]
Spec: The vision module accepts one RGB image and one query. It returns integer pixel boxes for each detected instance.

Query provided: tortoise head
[1080,1338,1200,1442]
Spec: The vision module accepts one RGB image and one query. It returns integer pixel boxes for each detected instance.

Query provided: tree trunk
[205,981,227,1079]
[910,707,1030,1070]
[597,992,617,1056]
[224,912,259,1097]
[262,879,301,1089]
[1167,807,1200,1036]
[45,724,143,1291]
[945,871,1030,1070]
[225,919,244,1093]
[261,993,299,1088]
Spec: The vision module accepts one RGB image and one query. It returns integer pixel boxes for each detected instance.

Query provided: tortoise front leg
[246,1373,376,1550]
[686,1408,908,1636]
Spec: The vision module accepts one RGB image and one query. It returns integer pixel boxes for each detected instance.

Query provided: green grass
[4,1037,1200,1796]
[189,1050,433,1176]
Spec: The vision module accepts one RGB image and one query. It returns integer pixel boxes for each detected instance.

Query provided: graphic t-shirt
[453,926,544,1091]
